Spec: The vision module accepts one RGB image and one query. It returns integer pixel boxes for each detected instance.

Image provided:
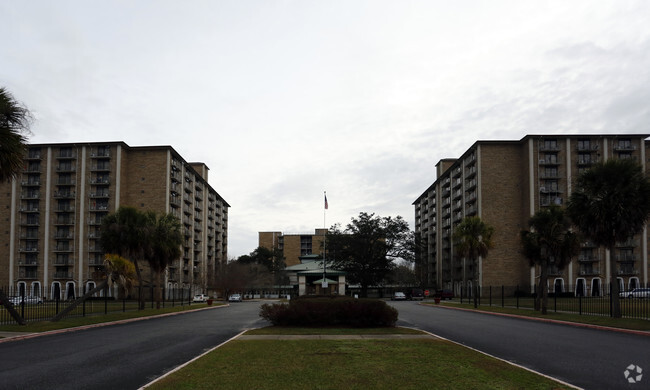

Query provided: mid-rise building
[0,142,229,299]
[413,134,649,296]
[259,229,327,267]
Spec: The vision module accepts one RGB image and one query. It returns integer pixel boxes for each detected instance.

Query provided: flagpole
[323,191,327,292]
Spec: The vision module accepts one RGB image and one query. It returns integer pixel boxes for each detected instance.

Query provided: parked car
[391,292,407,301]
[619,288,650,299]
[228,294,242,302]
[192,294,208,303]
[407,288,424,301]
[9,296,43,305]
[435,289,454,300]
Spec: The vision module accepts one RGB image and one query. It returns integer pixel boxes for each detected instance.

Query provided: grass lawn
[148,327,570,390]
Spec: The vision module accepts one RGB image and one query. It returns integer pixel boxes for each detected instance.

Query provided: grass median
[147,327,570,390]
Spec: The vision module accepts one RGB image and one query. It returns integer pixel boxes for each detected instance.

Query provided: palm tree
[0,87,32,182]
[52,254,136,321]
[100,206,150,309]
[145,212,182,308]
[567,159,650,318]
[453,216,494,308]
[520,206,580,314]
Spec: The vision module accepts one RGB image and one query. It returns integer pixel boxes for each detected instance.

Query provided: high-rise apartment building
[413,135,649,296]
[0,142,229,299]
[259,229,327,267]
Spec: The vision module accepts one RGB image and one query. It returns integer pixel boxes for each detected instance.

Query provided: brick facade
[414,135,650,296]
[0,142,229,299]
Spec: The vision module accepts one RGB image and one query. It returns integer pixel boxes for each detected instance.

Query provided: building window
[577,139,591,151]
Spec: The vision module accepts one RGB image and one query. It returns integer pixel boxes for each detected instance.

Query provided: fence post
[609,282,613,318]
[104,284,108,315]
[489,286,492,306]
[579,294,582,315]
[516,285,519,309]
[20,288,25,319]
[501,285,504,307]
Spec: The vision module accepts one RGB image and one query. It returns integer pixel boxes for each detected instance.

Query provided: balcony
[618,268,639,276]
[54,191,76,199]
[56,165,76,173]
[540,143,561,152]
[578,255,599,262]
[21,179,41,186]
[89,258,105,266]
[53,271,73,279]
[89,204,109,211]
[26,151,42,160]
[90,164,111,172]
[539,158,562,166]
[21,192,40,199]
[20,206,40,213]
[579,268,601,276]
[90,149,111,158]
[55,205,75,212]
[57,178,76,185]
[19,269,39,279]
[56,150,77,159]
[23,165,41,173]
[54,246,73,253]
[54,232,74,239]
[55,218,74,225]
[18,259,39,266]
[90,177,110,185]
[613,143,636,151]
[53,258,74,266]
[576,144,598,152]
[19,247,39,253]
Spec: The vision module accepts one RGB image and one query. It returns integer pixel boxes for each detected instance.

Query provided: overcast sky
[2,1,650,258]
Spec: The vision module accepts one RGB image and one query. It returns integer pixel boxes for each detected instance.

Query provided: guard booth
[285,254,346,296]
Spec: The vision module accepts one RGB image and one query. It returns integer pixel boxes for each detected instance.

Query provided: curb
[0,304,229,344]
[422,303,650,337]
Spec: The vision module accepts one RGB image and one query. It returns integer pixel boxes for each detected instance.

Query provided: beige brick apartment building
[0,142,229,300]
[259,229,327,267]
[413,134,650,297]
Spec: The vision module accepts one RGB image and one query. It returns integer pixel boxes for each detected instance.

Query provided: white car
[620,288,650,299]
[192,294,208,303]
[9,296,43,305]
[228,294,242,302]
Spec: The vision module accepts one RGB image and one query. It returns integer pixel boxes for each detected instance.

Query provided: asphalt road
[391,301,650,390]
[0,302,269,390]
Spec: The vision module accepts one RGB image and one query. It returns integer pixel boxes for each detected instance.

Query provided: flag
[324,193,328,210]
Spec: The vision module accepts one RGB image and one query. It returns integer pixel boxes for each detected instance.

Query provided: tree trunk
[473,261,478,309]
[133,258,145,310]
[51,280,108,322]
[539,266,548,315]
[0,288,26,325]
[155,270,163,309]
[609,244,621,318]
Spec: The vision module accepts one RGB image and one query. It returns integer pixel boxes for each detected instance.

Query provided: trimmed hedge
[259,296,398,327]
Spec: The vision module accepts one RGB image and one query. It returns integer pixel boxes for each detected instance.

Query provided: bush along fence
[0,285,204,326]
[456,284,650,320]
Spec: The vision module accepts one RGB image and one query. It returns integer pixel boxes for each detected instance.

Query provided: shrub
[259,296,398,327]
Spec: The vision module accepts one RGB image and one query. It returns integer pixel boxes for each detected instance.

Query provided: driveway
[0,302,269,390]
[391,301,650,389]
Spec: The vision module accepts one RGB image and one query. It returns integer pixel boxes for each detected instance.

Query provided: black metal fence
[457,284,650,320]
[0,285,204,326]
